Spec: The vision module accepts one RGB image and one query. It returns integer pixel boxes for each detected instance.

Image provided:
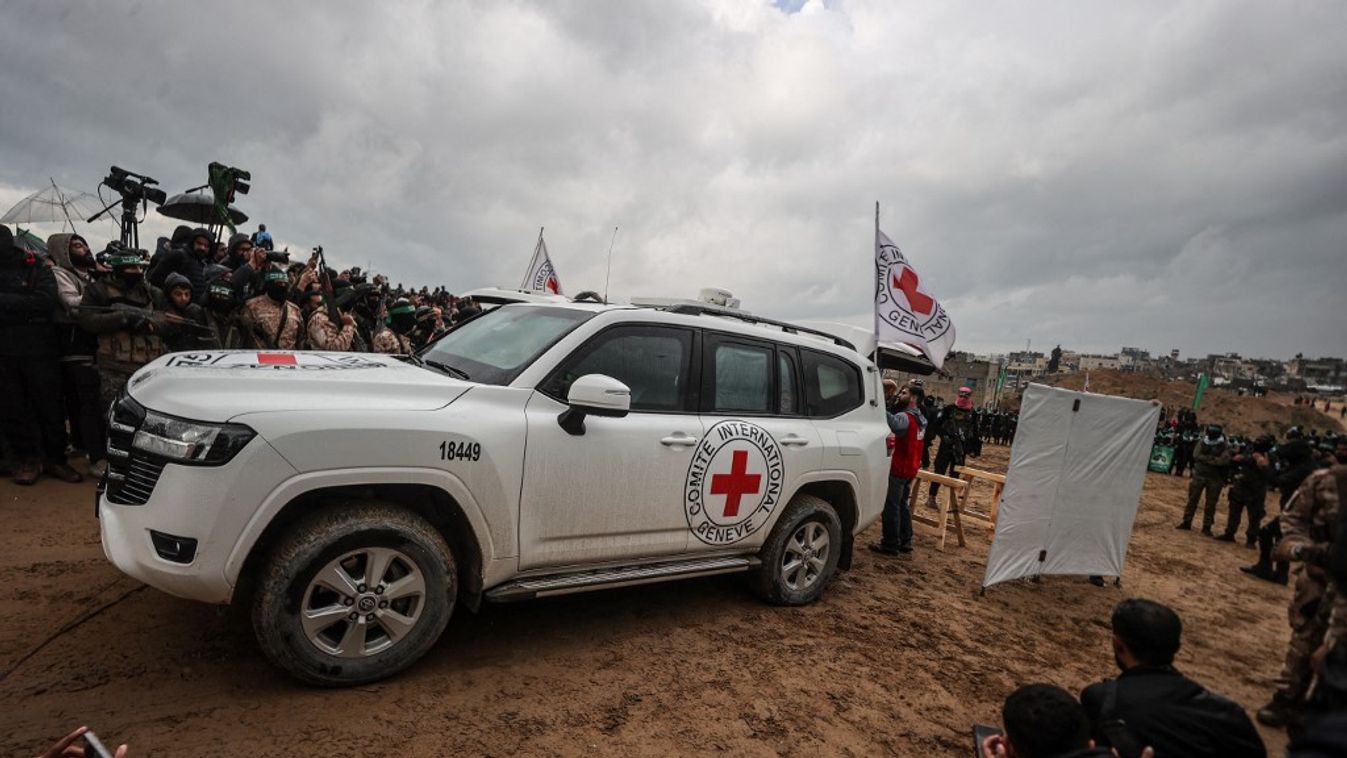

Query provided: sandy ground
[1,443,1294,756]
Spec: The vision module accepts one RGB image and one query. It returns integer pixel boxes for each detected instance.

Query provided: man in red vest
[871,380,927,556]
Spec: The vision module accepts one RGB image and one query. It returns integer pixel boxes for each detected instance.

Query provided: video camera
[102,166,167,206]
[208,162,250,203]
[265,250,290,264]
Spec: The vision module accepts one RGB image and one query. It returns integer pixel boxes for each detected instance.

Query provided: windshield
[419,305,595,386]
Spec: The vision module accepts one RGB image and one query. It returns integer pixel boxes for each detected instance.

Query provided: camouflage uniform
[239,294,305,350]
[1263,467,1343,723]
[1182,436,1231,530]
[306,309,356,351]
[372,328,413,354]
[78,276,166,408]
[203,309,242,350]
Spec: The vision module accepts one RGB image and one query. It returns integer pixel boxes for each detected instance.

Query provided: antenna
[602,226,618,304]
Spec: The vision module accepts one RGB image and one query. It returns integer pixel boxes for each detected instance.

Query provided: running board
[486,556,760,602]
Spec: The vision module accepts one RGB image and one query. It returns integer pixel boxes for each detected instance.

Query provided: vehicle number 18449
[438,440,482,462]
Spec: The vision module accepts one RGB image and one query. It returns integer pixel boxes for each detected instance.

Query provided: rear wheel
[750,494,842,605]
[251,502,455,686]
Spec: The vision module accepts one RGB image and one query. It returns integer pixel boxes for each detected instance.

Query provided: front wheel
[750,494,843,605]
[251,502,456,686]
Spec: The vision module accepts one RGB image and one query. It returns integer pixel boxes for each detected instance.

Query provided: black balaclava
[207,282,236,314]
[263,269,289,302]
[386,300,416,335]
[107,247,147,288]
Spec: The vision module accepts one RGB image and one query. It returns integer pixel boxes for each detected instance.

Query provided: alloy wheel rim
[300,547,426,658]
[781,521,829,592]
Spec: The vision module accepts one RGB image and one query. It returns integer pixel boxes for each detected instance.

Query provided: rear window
[801,349,863,417]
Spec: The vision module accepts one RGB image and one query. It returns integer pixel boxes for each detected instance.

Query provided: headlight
[132,411,256,465]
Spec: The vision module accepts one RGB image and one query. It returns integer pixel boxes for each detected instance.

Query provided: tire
[750,494,843,605]
[251,502,456,686]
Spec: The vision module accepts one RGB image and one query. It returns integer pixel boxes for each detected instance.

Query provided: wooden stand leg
[947,489,966,547]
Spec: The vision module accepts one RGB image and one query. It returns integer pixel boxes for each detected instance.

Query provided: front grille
[105,395,167,506]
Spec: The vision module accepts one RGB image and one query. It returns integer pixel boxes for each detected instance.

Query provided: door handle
[780,435,810,447]
[660,434,699,447]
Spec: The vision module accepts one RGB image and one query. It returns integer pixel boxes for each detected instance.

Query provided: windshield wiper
[422,358,470,380]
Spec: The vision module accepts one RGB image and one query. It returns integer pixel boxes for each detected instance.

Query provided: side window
[778,349,799,415]
[711,341,772,413]
[801,349,862,417]
[543,325,693,412]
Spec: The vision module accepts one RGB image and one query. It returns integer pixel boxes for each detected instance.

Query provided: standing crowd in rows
[0,223,476,485]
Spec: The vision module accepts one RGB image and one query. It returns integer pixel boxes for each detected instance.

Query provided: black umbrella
[157,192,248,225]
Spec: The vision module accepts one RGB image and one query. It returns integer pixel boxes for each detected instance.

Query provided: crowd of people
[0,223,480,485]
[1156,411,1347,736]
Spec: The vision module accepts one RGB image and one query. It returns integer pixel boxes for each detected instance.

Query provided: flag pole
[874,201,881,334]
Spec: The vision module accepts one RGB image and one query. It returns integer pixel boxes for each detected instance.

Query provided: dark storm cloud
[1,0,1343,359]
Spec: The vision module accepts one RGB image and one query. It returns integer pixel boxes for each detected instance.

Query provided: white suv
[98,296,892,685]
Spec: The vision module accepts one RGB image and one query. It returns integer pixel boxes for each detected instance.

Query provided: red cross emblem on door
[710,449,762,518]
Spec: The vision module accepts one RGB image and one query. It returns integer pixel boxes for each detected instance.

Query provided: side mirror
[558,374,631,435]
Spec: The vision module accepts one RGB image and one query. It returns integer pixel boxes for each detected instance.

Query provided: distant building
[1079,354,1121,371]
[1286,355,1347,391]
[887,351,1002,407]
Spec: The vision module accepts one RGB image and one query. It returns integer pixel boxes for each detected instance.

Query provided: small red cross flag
[874,206,956,370]
[521,228,564,295]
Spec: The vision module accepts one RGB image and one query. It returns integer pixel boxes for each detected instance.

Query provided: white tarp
[982,384,1159,589]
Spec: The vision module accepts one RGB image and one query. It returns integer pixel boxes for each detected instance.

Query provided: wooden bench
[907,470,968,549]
[953,466,1007,529]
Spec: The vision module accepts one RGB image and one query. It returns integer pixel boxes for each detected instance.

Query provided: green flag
[995,366,1007,395]
[1192,372,1211,410]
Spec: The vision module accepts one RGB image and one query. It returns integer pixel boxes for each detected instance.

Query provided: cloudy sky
[2,0,1343,360]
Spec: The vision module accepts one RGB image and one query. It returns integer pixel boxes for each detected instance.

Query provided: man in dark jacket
[149,227,212,304]
[0,226,83,484]
[1080,599,1265,757]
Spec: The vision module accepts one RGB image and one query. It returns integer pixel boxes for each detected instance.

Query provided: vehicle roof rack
[660,303,857,351]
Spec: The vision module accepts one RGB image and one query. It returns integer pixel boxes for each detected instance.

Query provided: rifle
[74,304,216,334]
[312,245,340,323]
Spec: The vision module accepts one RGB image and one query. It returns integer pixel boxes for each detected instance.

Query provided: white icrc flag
[874,225,956,370]
[521,233,563,295]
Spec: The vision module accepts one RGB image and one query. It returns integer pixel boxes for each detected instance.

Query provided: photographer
[227,234,263,301]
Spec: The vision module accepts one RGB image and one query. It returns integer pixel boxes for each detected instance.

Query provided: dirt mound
[1026,369,1343,437]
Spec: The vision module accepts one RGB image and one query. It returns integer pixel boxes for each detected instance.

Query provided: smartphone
[83,732,114,758]
[972,724,1003,757]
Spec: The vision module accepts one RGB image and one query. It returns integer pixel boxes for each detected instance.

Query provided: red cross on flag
[521,229,564,295]
[874,215,956,370]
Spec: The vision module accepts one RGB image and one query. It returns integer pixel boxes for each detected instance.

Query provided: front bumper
[99,435,297,604]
